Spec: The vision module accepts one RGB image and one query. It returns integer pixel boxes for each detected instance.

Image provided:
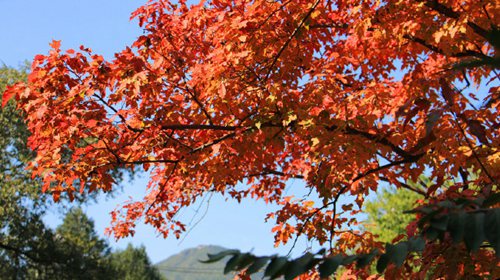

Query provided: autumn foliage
[3,0,499,278]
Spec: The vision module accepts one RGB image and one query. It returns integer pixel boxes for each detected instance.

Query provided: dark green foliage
[0,65,56,278]
[0,66,160,279]
[263,256,288,279]
[110,244,166,280]
[50,208,115,279]
[202,237,425,280]
[203,196,499,279]
[318,255,342,278]
[411,198,500,258]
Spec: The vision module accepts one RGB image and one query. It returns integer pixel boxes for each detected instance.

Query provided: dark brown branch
[458,167,469,190]
[328,185,348,250]
[256,0,294,30]
[92,93,143,133]
[163,130,195,152]
[452,115,496,184]
[161,124,239,131]
[379,176,428,197]
[440,81,497,184]
[246,169,305,179]
[0,242,54,265]
[145,162,179,214]
[310,23,349,29]
[123,158,180,165]
[189,129,246,154]
[286,200,335,256]
[160,121,282,132]
[352,156,423,184]
[100,138,124,165]
[422,0,490,40]
[326,124,421,161]
[185,86,214,126]
[404,35,490,59]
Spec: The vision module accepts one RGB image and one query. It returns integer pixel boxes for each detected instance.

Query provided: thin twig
[265,0,322,80]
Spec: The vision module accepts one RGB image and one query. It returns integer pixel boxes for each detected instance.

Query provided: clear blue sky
[0,0,321,263]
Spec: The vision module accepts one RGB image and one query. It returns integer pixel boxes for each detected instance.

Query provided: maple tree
[3,0,499,278]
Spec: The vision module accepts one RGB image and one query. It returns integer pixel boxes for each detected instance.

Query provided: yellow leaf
[434,30,445,44]
[310,10,320,20]
[311,137,319,147]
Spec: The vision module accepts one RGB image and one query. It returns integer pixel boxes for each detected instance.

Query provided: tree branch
[422,0,490,40]
[326,124,421,161]
[246,169,305,179]
[161,124,239,131]
[0,242,55,266]
[265,0,322,80]
[92,93,143,133]
[379,176,428,197]
[404,35,490,59]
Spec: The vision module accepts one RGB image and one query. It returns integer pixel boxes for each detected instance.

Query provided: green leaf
[284,253,315,280]
[223,253,253,274]
[245,257,270,275]
[430,215,449,231]
[235,253,254,270]
[437,200,455,209]
[473,197,485,206]
[376,253,390,274]
[484,208,500,257]
[200,249,239,263]
[392,242,409,267]
[224,254,242,274]
[417,209,440,228]
[483,193,500,207]
[315,248,326,255]
[464,212,486,253]
[318,255,342,278]
[341,255,357,265]
[447,211,466,244]
[407,237,425,252]
[455,197,472,206]
[356,249,378,268]
[425,227,440,241]
[264,256,288,279]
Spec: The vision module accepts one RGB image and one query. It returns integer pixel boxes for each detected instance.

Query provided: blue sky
[0,0,321,263]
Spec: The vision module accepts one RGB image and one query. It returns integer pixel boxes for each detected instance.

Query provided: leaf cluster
[203,195,499,279]
[411,197,500,257]
[0,66,161,279]
[201,237,424,279]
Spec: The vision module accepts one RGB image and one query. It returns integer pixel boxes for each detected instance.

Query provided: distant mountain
[155,245,235,280]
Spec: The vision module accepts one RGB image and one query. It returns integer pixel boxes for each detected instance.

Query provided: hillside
[155,245,235,280]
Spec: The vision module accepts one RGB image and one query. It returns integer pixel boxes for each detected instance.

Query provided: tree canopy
[2,0,499,278]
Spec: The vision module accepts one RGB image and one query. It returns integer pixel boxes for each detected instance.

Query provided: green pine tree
[110,244,166,280]
[0,65,166,280]
[364,186,423,243]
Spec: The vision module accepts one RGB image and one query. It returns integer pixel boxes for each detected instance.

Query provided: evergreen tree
[110,244,166,280]
[51,208,115,279]
[0,65,57,279]
[1,65,165,280]
[364,187,422,243]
